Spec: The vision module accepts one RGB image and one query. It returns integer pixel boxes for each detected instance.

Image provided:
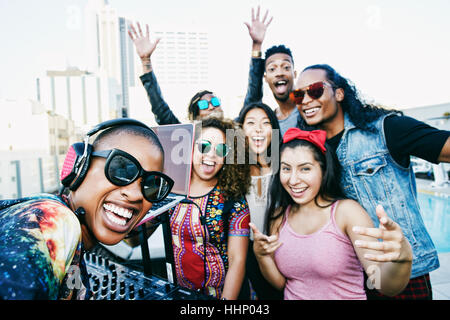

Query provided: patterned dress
[169,185,250,298]
[0,194,90,300]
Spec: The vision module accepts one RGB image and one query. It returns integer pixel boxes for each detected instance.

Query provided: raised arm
[128,22,180,125]
[244,6,273,57]
[241,7,273,113]
[128,22,160,75]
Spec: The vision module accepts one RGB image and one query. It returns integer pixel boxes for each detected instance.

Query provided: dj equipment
[85,250,214,300]
[62,120,213,300]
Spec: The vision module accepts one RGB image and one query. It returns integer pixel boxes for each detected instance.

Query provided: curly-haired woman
[165,117,251,300]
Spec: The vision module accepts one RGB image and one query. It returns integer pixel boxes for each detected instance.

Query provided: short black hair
[265,45,294,65]
[93,124,164,158]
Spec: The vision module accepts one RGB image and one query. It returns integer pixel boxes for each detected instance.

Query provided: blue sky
[1,0,450,109]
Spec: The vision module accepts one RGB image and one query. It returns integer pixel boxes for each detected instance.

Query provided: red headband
[282,128,327,154]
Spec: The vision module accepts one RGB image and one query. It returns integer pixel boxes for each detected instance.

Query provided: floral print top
[169,185,250,298]
[0,194,90,300]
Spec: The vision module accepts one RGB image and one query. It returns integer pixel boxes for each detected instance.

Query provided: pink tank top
[274,201,366,300]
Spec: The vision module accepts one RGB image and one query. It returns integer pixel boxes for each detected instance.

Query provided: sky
[1,0,450,110]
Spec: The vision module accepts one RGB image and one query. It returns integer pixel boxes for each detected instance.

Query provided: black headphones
[60,118,156,191]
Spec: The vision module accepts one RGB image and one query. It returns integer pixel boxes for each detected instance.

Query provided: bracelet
[252,50,262,59]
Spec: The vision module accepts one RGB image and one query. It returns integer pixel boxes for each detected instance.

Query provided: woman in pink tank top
[250,128,413,300]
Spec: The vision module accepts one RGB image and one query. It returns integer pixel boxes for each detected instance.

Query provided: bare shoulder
[269,207,285,236]
[335,199,374,231]
[335,199,365,213]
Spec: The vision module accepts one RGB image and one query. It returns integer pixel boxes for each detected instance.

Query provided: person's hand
[249,223,282,257]
[128,22,161,61]
[244,6,273,45]
[352,205,413,263]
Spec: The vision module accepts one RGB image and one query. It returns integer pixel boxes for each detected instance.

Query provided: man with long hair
[293,64,450,300]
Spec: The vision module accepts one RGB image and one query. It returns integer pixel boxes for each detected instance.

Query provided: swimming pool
[418,192,450,253]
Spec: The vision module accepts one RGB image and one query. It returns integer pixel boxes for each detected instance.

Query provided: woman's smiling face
[280,145,323,206]
[192,127,226,183]
[242,107,273,156]
[70,132,163,246]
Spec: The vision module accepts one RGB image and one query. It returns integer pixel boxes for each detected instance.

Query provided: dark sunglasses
[196,140,230,158]
[197,97,221,110]
[91,149,174,202]
[289,81,334,105]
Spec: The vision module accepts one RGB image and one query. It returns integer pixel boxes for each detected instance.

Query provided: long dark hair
[297,64,402,132]
[237,102,281,163]
[264,139,344,234]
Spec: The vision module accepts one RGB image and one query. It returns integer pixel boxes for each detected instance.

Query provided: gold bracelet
[252,50,262,59]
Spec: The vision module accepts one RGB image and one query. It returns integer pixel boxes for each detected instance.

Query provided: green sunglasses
[196,139,230,158]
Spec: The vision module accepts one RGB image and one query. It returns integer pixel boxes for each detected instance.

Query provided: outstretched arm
[343,201,412,296]
[438,136,450,162]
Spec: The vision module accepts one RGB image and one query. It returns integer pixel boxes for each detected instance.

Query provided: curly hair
[198,117,251,200]
[298,64,402,132]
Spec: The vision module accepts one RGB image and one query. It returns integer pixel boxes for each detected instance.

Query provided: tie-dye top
[169,185,250,298]
[0,194,90,300]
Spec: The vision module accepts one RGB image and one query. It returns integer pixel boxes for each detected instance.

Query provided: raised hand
[244,6,273,45]
[352,205,413,263]
[128,22,161,61]
[249,222,282,257]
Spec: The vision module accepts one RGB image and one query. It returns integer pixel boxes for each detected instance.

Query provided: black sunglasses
[91,149,174,202]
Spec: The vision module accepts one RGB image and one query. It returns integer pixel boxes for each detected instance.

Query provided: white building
[83,0,213,125]
[0,99,76,199]
[37,67,117,129]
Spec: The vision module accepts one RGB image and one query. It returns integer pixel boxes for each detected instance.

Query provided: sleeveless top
[273,201,366,300]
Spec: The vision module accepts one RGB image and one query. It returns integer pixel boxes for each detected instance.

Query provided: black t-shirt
[326,115,449,168]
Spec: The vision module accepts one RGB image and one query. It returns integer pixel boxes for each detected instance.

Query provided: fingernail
[381,217,388,224]
[353,226,362,233]
[355,240,363,247]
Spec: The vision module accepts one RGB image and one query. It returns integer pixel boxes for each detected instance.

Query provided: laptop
[136,122,197,227]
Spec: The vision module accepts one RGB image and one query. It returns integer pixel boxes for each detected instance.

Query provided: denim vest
[336,113,439,278]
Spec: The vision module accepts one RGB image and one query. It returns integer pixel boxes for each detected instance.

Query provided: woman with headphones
[0,119,173,300]
[128,22,224,124]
